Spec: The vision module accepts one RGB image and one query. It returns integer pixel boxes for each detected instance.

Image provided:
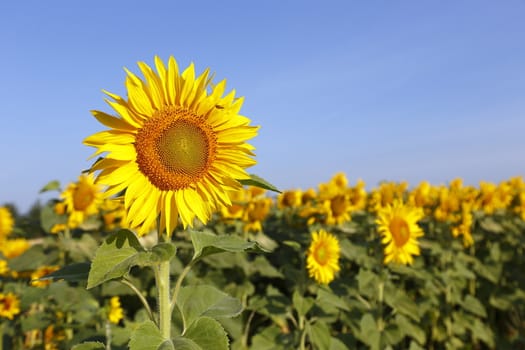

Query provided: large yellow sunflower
[0,206,14,238]
[306,229,340,284]
[376,200,424,265]
[84,56,258,235]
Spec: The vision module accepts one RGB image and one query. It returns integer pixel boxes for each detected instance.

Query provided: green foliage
[129,320,174,350]
[3,182,525,350]
[87,229,146,288]
[238,174,281,193]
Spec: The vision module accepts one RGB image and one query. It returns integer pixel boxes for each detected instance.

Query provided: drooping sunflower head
[84,56,259,236]
[306,229,341,284]
[375,200,424,265]
[0,206,15,238]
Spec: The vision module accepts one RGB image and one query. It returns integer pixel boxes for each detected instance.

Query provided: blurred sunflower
[84,56,258,235]
[0,206,14,238]
[0,259,8,276]
[306,229,340,284]
[0,292,21,320]
[0,238,30,259]
[30,265,60,288]
[243,197,272,232]
[108,296,124,324]
[61,174,103,228]
[376,200,424,265]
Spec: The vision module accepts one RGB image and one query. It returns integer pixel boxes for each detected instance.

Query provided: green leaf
[307,321,331,350]
[358,314,380,350]
[384,284,420,322]
[39,180,61,193]
[292,290,314,317]
[316,287,350,311]
[461,295,487,318]
[173,317,229,350]
[395,314,426,345]
[357,268,379,298]
[87,230,145,289]
[36,262,91,282]
[71,342,106,350]
[136,242,177,266]
[238,174,281,193]
[190,230,266,261]
[469,317,495,348]
[129,320,173,350]
[176,285,243,331]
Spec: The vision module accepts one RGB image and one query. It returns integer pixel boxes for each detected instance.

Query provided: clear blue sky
[1,1,524,213]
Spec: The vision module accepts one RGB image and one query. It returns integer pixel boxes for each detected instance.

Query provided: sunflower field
[1,57,525,350]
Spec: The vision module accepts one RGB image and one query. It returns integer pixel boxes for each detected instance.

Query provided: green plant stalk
[156,260,172,340]
[120,278,154,322]
[170,260,195,315]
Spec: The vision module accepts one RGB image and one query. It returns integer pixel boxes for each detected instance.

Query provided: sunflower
[243,197,272,232]
[0,206,14,238]
[0,292,21,320]
[376,200,424,265]
[0,238,30,259]
[84,56,258,235]
[108,296,124,324]
[61,174,103,228]
[306,229,340,284]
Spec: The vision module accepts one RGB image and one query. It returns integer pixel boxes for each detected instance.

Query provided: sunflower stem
[155,260,172,340]
[170,260,195,315]
[120,278,154,323]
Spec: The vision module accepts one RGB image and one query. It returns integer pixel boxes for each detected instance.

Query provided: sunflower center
[73,186,94,211]
[315,244,329,265]
[135,107,217,191]
[389,217,410,247]
[157,120,208,175]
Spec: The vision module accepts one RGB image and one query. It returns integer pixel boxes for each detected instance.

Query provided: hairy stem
[155,260,172,339]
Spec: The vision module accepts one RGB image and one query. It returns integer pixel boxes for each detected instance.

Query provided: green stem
[120,278,154,322]
[170,260,195,315]
[105,321,112,350]
[155,260,172,339]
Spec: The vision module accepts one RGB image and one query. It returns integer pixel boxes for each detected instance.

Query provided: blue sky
[1,1,524,213]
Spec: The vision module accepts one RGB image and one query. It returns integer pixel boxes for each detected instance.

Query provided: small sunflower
[61,174,103,228]
[0,206,14,238]
[243,197,272,232]
[0,238,30,259]
[306,229,340,284]
[108,296,124,324]
[84,56,258,235]
[376,200,424,265]
[0,292,21,320]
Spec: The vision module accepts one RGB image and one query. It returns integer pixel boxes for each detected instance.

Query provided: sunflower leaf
[238,174,281,193]
[190,230,267,261]
[176,285,243,331]
[87,229,145,289]
[129,320,173,350]
[172,317,229,350]
[136,243,177,266]
[39,180,61,193]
